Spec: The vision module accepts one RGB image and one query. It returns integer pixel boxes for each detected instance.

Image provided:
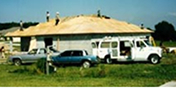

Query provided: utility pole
[46,46,51,75]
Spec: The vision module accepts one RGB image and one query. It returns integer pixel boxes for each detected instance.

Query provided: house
[5,15,153,54]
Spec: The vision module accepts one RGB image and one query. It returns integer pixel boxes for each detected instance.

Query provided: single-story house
[5,15,153,54]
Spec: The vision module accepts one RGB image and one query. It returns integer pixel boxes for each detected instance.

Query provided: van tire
[149,55,160,64]
[106,57,112,64]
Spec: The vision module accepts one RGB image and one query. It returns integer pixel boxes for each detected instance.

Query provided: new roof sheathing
[5,15,153,37]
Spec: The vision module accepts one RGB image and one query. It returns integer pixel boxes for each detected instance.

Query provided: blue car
[52,50,99,68]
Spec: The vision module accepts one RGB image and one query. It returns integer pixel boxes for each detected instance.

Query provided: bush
[36,58,55,74]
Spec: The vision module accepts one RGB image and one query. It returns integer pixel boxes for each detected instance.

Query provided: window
[111,42,118,48]
[101,42,110,48]
[136,41,146,47]
[60,51,71,56]
[72,51,83,56]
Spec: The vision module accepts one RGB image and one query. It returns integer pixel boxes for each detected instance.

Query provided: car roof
[64,50,84,52]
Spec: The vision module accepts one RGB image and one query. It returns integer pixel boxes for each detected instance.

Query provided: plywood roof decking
[5,15,153,37]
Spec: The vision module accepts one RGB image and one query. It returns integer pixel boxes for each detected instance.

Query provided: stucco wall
[35,33,151,54]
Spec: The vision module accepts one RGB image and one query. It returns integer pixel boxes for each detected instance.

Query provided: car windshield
[144,40,152,46]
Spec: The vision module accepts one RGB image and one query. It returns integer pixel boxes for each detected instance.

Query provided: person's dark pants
[46,17,49,22]
[55,19,60,25]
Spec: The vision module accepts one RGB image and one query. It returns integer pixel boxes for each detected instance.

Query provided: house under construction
[5,15,153,54]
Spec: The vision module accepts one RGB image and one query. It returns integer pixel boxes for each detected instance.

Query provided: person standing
[46,11,50,22]
[55,12,60,25]
[0,46,5,59]
[20,20,23,31]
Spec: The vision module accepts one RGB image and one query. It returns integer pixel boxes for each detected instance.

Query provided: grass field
[0,40,176,87]
[0,53,176,87]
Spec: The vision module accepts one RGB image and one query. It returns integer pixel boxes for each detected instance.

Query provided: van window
[111,42,118,48]
[101,42,110,48]
[136,41,146,47]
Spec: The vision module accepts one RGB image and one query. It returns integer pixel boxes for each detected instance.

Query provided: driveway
[160,81,176,87]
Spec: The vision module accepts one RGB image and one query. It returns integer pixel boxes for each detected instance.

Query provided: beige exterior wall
[35,33,151,54]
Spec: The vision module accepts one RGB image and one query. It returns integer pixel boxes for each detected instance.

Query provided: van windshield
[144,40,152,46]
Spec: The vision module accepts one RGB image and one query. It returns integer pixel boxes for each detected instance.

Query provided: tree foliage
[0,22,39,31]
[153,21,176,41]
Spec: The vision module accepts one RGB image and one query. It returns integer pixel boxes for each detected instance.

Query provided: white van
[91,37,162,64]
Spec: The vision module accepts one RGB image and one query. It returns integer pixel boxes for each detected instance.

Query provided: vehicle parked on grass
[52,50,99,68]
[8,47,59,66]
[91,36,162,64]
[168,47,176,54]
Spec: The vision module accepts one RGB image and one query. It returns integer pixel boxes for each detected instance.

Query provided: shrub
[36,58,55,74]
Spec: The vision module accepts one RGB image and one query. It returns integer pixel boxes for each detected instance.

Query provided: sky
[0,0,176,29]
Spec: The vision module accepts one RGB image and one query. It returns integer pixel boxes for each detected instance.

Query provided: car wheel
[82,61,91,68]
[149,55,160,64]
[106,57,112,64]
[13,59,22,66]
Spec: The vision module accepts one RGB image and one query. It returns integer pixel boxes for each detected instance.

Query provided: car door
[34,48,47,62]
[23,49,46,63]
[55,51,71,64]
[22,49,39,63]
[70,51,83,64]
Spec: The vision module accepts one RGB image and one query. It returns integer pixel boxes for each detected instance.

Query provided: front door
[133,40,148,61]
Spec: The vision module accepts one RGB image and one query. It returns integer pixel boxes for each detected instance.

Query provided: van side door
[110,41,119,59]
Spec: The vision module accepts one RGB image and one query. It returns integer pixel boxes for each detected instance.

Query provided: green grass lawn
[0,40,176,87]
[0,53,176,87]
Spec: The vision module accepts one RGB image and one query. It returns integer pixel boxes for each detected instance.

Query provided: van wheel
[82,61,91,68]
[149,55,160,64]
[106,57,112,64]
[13,59,22,66]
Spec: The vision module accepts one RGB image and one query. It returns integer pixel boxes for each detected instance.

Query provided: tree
[0,22,39,30]
[153,21,176,41]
